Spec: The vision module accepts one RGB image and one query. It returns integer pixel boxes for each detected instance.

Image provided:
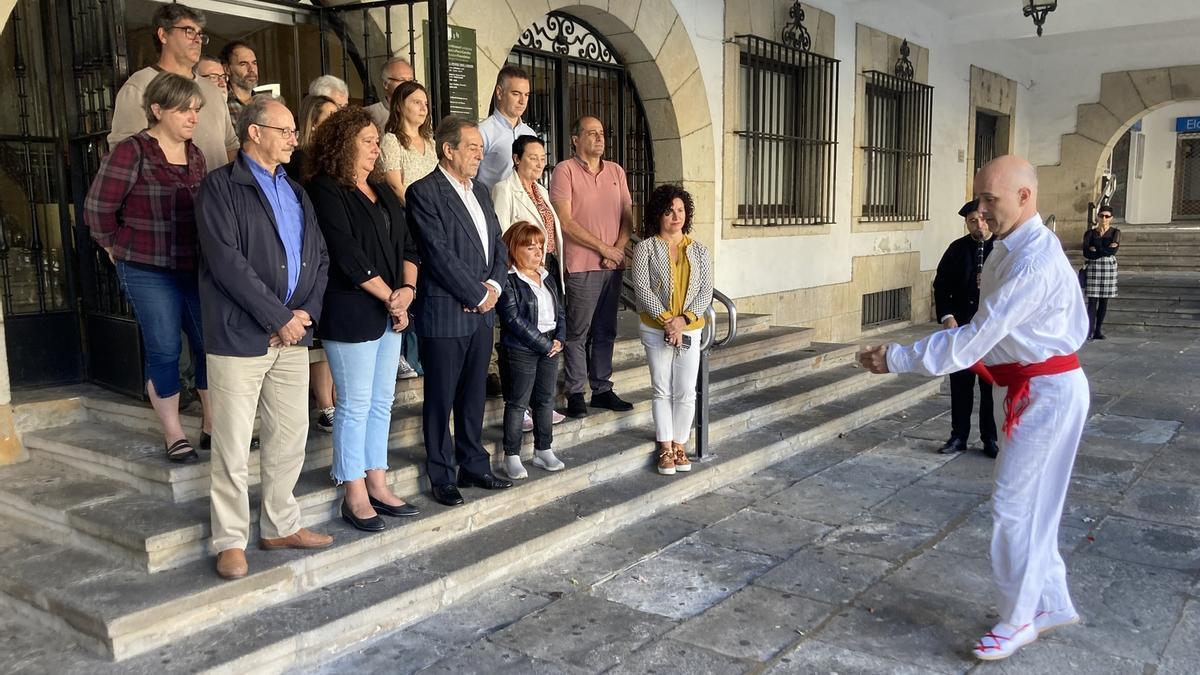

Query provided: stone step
[76,316,796,439]
[26,325,816,503]
[9,344,861,572]
[0,373,941,665]
[1101,309,1200,329]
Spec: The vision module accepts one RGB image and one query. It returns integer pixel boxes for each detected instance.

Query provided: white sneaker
[972,621,1036,661]
[397,356,418,379]
[522,410,534,432]
[503,455,528,479]
[1034,609,1080,635]
[552,410,566,425]
[532,449,565,471]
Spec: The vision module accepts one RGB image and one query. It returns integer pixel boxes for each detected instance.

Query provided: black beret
[958,199,980,217]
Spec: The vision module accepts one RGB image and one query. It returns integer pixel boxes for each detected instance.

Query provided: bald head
[974,155,1039,238]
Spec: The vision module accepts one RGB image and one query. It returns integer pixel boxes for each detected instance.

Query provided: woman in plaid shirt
[85,72,210,464]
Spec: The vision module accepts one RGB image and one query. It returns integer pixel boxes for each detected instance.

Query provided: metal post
[426,0,451,122]
[695,345,710,459]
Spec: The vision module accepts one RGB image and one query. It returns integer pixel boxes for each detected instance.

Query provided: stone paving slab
[755,476,897,526]
[822,514,941,560]
[1083,515,1200,571]
[869,484,983,530]
[754,546,893,605]
[484,593,675,671]
[1111,479,1200,528]
[593,539,777,620]
[766,639,938,674]
[666,583,833,662]
[691,508,831,559]
[605,637,755,674]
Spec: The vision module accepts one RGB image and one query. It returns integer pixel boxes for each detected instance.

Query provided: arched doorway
[505,11,654,223]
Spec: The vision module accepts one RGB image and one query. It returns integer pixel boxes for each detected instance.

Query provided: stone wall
[967,66,1018,197]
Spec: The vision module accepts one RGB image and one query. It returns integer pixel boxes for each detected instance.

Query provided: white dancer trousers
[639,323,703,443]
[990,368,1089,626]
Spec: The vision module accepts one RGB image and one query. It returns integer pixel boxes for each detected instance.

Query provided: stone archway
[1038,64,1200,244]
[447,0,717,250]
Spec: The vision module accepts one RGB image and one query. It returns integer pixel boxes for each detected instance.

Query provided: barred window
[861,71,933,222]
[734,35,839,227]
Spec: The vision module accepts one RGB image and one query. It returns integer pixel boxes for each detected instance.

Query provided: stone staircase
[0,314,939,673]
[1064,222,1200,332]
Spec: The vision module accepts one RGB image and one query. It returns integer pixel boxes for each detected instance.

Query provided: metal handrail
[695,288,737,460]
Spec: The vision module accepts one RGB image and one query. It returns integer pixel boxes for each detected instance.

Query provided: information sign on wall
[425,22,479,119]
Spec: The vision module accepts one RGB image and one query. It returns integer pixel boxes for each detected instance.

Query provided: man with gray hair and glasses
[308,74,351,109]
[109,3,237,171]
[366,57,415,130]
[196,96,332,580]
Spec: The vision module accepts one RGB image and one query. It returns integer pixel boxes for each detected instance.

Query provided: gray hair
[151,3,205,54]
[143,71,204,126]
[235,95,281,144]
[308,74,349,99]
[434,115,478,160]
[380,57,412,80]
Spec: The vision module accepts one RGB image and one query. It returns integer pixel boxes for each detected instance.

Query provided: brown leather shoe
[260,527,334,550]
[216,549,248,579]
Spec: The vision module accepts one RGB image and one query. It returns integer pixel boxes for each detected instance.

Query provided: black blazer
[933,234,993,324]
[196,153,329,357]
[497,269,566,355]
[306,173,420,343]
[405,168,507,339]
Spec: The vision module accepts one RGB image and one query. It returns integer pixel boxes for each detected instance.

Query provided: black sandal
[165,438,199,464]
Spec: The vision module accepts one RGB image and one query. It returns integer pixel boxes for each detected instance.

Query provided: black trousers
[949,368,997,444]
[498,340,558,455]
[419,321,494,487]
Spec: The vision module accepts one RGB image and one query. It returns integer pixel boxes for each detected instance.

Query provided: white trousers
[990,368,1089,626]
[639,324,703,444]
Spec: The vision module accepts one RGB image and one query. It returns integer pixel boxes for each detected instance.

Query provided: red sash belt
[969,354,1080,439]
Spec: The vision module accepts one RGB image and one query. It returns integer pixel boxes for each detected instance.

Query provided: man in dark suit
[406,116,513,506]
[933,199,999,457]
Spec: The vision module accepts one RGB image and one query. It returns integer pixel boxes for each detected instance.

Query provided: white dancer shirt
[887,213,1089,373]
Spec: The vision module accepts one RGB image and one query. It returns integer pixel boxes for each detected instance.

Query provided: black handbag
[1078,265,1087,288]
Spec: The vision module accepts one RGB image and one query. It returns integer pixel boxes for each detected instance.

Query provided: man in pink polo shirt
[550,115,636,418]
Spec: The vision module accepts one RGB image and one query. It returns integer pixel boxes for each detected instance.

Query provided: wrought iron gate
[1174,137,1200,219]
[507,12,654,222]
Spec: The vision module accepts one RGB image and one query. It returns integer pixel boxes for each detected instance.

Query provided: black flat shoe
[937,438,967,454]
[457,471,513,490]
[431,484,465,506]
[590,390,633,412]
[165,438,199,464]
[1093,332,1106,340]
[565,393,589,418]
[369,495,420,517]
[341,501,385,532]
[982,440,1000,459]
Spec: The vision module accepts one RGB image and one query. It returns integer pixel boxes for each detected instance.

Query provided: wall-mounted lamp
[1023,0,1059,37]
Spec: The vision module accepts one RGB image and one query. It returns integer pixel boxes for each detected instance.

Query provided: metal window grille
[734,35,838,227]
[861,71,933,222]
[974,111,998,174]
[862,287,911,327]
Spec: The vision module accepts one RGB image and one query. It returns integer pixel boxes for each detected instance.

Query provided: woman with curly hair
[632,184,713,476]
[378,80,437,205]
[305,107,422,531]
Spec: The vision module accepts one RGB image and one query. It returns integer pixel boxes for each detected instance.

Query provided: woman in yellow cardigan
[632,185,713,475]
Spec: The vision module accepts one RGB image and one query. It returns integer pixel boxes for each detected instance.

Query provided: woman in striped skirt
[1082,205,1120,340]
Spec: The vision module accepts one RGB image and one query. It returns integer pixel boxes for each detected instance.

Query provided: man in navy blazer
[406,116,513,505]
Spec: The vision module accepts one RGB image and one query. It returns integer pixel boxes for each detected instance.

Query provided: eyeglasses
[199,73,226,83]
[254,123,298,140]
[167,25,210,45]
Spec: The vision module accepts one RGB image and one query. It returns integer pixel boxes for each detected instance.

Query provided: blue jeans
[324,327,404,483]
[116,261,206,398]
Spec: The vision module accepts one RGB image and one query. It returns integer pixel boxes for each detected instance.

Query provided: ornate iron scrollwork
[781,1,811,52]
[894,39,914,81]
[517,13,615,64]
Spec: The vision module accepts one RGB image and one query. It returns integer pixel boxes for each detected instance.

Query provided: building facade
[0,0,1198,465]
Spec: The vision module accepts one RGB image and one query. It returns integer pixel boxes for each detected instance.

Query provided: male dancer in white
[858,155,1089,661]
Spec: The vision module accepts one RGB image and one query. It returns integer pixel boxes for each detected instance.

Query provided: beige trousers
[208,346,310,552]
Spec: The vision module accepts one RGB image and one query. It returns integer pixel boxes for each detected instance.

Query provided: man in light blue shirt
[476,65,536,192]
[246,152,304,302]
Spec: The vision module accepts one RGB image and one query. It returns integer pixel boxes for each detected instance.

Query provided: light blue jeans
[324,328,404,483]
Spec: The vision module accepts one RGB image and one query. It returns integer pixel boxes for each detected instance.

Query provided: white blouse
[887,214,1089,374]
[378,132,438,184]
